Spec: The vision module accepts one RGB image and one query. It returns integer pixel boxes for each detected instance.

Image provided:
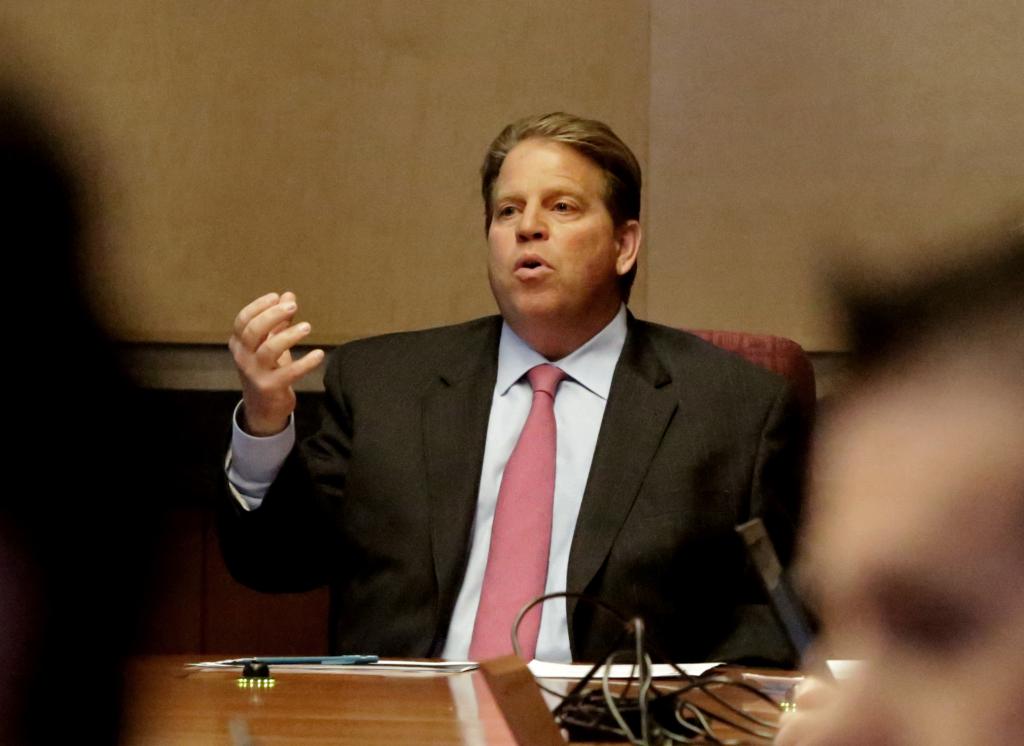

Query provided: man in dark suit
[222,112,806,664]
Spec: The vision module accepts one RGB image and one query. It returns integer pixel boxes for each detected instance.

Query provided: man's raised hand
[228,291,325,436]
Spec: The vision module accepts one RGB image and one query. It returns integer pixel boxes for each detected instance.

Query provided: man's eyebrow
[541,181,593,202]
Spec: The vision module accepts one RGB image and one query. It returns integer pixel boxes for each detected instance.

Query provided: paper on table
[189,658,477,676]
[190,657,728,679]
[741,659,864,697]
[528,660,722,680]
[826,659,862,679]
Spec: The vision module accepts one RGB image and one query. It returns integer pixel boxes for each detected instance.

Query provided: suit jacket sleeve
[217,351,353,593]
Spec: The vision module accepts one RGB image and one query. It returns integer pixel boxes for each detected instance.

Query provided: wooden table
[120,656,787,744]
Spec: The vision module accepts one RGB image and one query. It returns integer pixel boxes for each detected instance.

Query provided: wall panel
[649,0,1023,349]
[2,0,649,342]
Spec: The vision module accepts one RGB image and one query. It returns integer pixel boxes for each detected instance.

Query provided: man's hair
[838,228,1024,382]
[480,112,642,301]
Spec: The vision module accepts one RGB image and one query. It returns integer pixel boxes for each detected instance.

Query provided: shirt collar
[495,304,628,399]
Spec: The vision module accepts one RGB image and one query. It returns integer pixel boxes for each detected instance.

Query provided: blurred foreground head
[802,230,1023,745]
[1,87,152,745]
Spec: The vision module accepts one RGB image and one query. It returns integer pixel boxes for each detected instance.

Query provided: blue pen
[223,655,379,666]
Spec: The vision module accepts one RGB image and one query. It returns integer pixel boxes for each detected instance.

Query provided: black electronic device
[241,660,271,679]
[736,518,834,681]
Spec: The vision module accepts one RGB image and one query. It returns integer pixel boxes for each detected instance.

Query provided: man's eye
[496,205,517,218]
[553,201,574,213]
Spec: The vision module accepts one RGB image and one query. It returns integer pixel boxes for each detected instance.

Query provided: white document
[528,660,723,680]
[189,658,477,676]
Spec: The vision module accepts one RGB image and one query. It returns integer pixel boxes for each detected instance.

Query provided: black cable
[510,591,788,744]
[511,590,630,658]
[512,591,632,699]
[650,681,776,742]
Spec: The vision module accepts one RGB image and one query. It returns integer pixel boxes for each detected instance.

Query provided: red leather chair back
[688,330,816,420]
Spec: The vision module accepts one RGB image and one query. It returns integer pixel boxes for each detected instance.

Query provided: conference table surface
[120,655,788,745]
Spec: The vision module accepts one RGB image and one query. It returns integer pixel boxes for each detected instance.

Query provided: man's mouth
[514,255,551,277]
[512,252,552,270]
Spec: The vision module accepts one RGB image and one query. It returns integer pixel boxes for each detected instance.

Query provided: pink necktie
[469,364,566,661]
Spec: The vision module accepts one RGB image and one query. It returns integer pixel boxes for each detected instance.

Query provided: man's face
[486,138,639,356]
[802,361,1024,745]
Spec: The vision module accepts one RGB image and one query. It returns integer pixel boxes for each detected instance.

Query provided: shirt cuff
[225,400,295,511]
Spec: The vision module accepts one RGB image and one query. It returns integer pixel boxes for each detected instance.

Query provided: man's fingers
[266,319,291,364]
[270,348,325,387]
[229,292,318,408]
[255,321,313,367]
[267,318,290,338]
[233,292,280,338]
[292,347,325,378]
[239,300,299,351]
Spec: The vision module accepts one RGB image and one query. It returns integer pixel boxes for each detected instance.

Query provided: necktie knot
[527,364,566,398]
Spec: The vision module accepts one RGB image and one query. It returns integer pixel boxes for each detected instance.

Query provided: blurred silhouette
[777,230,1024,746]
[0,87,157,744]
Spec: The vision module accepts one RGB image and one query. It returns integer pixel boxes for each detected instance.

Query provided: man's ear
[614,220,642,277]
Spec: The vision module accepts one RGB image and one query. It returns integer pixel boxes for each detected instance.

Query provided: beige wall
[648,0,1023,349]
[4,1,1021,350]
[2,0,649,343]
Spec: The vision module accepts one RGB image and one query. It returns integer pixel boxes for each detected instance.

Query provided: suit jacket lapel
[421,318,502,637]
[567,318,677,616]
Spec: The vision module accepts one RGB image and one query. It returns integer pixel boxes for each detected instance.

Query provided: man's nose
[516,204,548,242]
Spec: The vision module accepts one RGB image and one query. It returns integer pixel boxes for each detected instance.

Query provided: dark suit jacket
[219,313,807,664]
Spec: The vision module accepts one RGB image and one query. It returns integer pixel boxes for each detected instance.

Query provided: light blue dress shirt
[227,305,628,662]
